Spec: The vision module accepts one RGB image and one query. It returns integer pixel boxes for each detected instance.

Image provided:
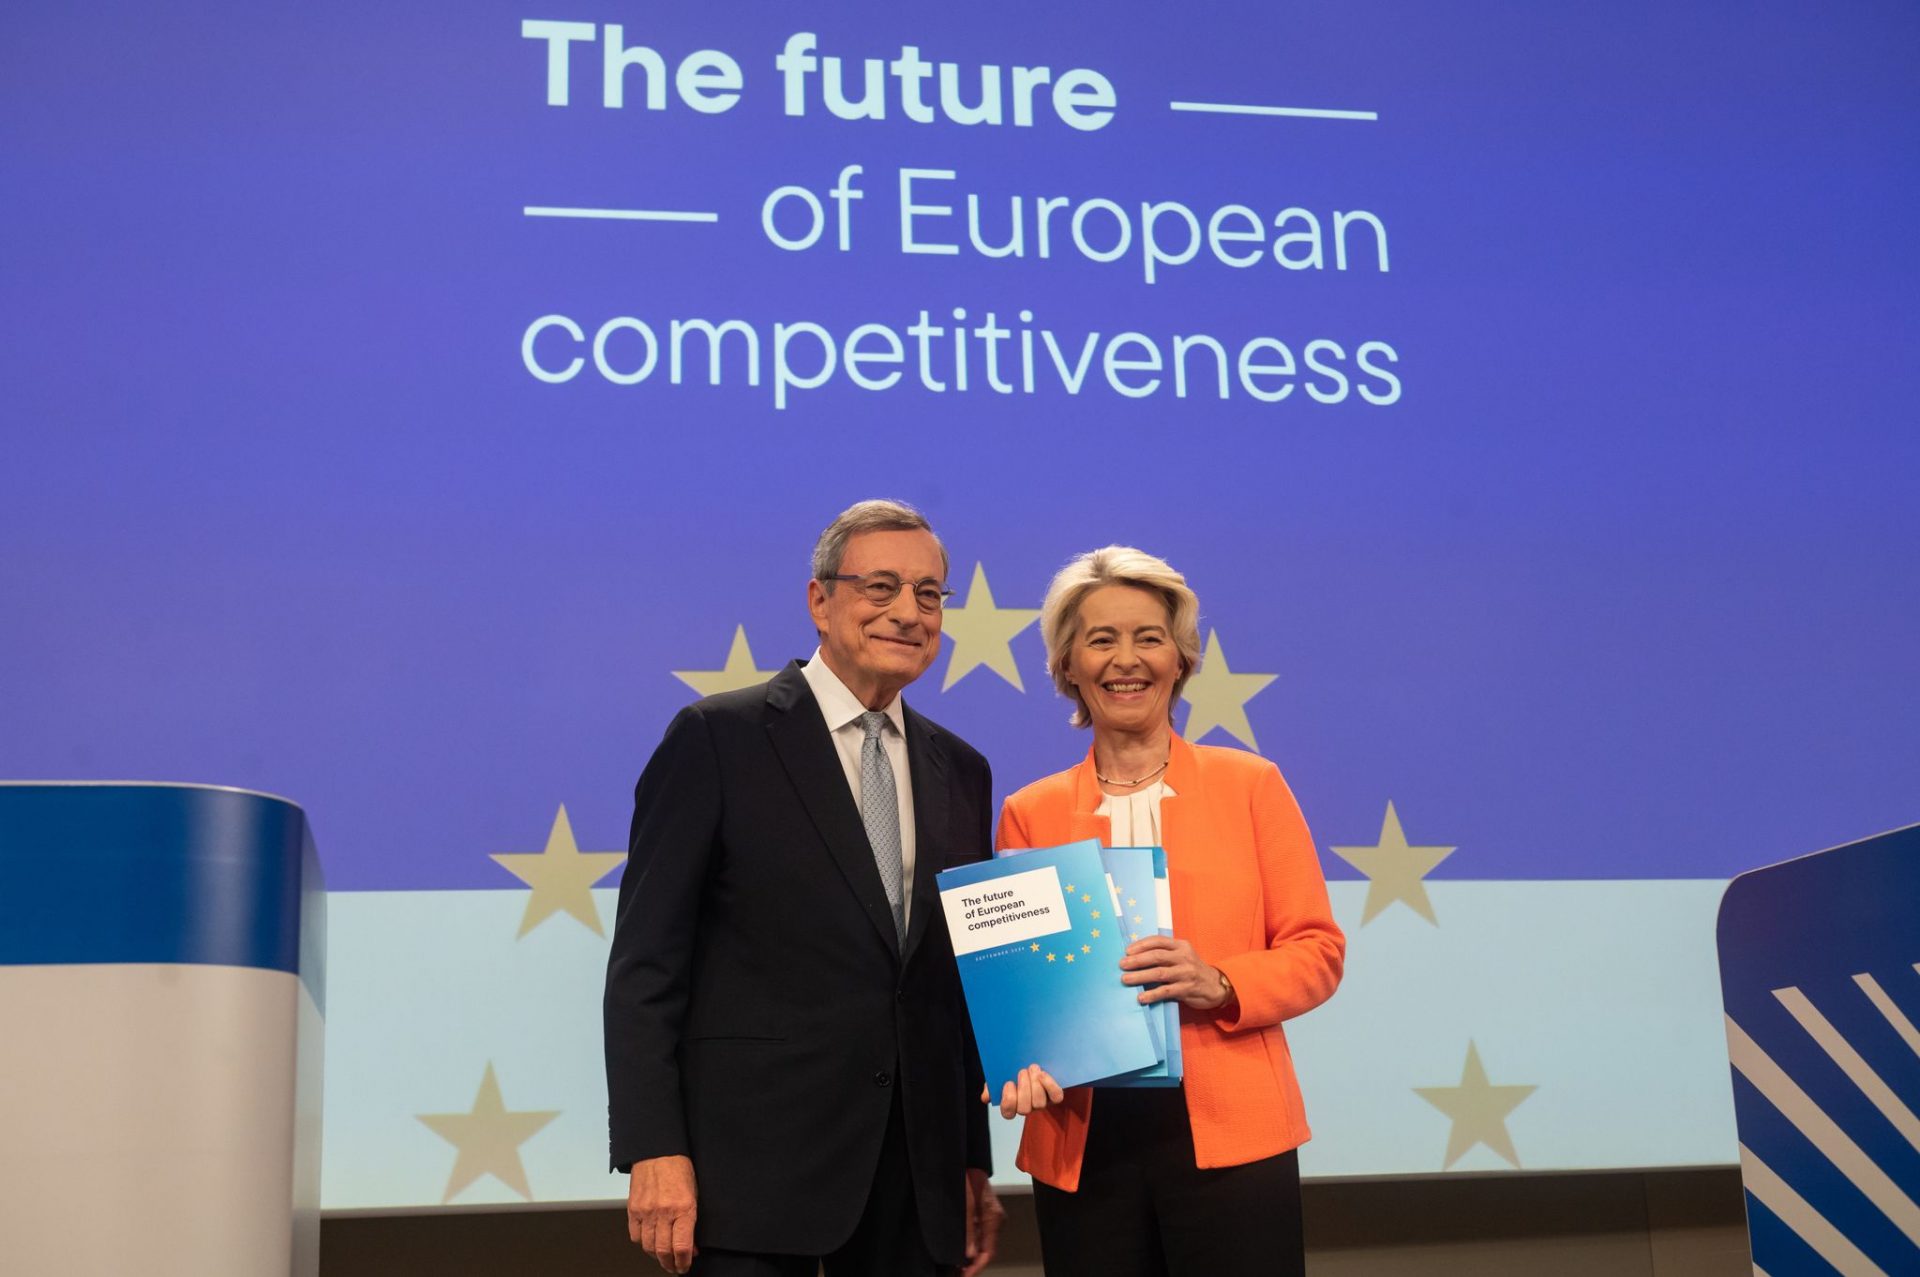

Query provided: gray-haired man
[605,499,1002,1276]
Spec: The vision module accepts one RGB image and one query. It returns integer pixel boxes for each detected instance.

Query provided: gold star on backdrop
[940,563,1041,691]
[1414,1042,1537,1169]
[1329,801,1456,925]
[416,1063,560,1203]
[674,625,783,697]
[490,805,627,938]
[1180,630,1277,750]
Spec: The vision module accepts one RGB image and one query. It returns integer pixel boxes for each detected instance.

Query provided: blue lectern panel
[1717,825,1920,1274]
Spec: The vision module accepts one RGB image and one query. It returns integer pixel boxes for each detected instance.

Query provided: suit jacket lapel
[900,704,947,967]
[1157,734,1206,859]
[764,663,900,954]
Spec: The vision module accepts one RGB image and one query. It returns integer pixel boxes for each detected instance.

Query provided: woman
[994,546,1344,1277]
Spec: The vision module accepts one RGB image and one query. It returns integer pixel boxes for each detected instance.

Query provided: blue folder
[1099,846,1183,1087]
[937,839,1161,1091]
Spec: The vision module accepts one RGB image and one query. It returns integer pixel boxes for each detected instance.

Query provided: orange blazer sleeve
[1209,762,1344,1033]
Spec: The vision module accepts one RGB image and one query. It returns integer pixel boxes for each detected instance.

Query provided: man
[605,499,1003,1276]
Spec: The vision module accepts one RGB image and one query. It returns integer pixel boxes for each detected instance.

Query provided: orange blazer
[995,734,1345,1191]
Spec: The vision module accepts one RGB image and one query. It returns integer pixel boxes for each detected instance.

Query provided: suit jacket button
[874,1071,892,1087]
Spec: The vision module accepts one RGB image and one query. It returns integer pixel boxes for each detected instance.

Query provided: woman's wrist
[1203,964,1234,1011]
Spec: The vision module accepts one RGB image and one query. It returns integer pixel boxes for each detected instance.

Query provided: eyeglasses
[825,571,953,612]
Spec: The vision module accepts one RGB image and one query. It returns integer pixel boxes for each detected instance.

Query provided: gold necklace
[1095,753,1170,788]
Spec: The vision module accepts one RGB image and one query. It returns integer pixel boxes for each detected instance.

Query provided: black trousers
[690,1091,949,1277]
[1032,1087,1305,1277]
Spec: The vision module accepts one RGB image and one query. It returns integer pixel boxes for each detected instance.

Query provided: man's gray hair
[811,499,950,581]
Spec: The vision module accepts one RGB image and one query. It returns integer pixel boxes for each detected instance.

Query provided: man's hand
[962,1166,1004,1277]
[627,1155,698,1274]
[1120,935,1232,1010]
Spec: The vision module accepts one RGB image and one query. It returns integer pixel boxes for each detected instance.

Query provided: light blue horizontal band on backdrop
[0,783,326,1008]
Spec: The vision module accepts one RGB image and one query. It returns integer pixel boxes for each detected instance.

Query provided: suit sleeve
[962,756,994,1173]
[1212,763,1346,1033]
[604,703,723,1172]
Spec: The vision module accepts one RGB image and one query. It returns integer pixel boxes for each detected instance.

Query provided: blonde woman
[993,546,1344,1277]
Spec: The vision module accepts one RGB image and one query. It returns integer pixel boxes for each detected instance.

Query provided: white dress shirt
[801,648,916,927]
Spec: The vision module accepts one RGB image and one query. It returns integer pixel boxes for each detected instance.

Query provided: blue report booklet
[938,839,1161,1091]
[1099,846,1183,1087]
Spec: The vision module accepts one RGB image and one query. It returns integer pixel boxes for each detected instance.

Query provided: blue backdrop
[2,5,1914,910]
[7,0,1918,1206]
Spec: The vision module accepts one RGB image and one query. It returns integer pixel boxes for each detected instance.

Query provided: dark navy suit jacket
[605,661,992,1260]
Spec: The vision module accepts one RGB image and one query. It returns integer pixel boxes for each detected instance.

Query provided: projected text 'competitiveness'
[521,310,1402,409]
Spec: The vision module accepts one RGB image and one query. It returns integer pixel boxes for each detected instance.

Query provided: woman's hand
[1120,935,1232,1011]
[987,1064,1064,1118]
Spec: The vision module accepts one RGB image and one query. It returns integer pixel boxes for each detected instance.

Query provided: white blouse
[1094,779,1176,846]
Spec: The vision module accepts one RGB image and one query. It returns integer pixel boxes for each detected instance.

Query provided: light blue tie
[859,711,906,945]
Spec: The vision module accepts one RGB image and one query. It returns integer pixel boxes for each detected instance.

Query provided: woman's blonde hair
[1039,546,1203,728]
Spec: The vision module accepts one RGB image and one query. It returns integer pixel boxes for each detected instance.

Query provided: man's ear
[806,578,830,634]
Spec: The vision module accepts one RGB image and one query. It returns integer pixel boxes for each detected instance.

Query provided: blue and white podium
[0,783,326,1277]
[1717,823,1920,1275]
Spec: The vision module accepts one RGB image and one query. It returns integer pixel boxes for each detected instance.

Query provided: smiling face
[1065,584,1185,737]
[807,527,946,708]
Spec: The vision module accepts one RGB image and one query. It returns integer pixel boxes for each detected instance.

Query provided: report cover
[938,839,1161,1091]
[1101,846,1183,1087]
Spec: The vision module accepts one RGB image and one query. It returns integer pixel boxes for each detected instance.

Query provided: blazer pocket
[1258,1026,1306,1132]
